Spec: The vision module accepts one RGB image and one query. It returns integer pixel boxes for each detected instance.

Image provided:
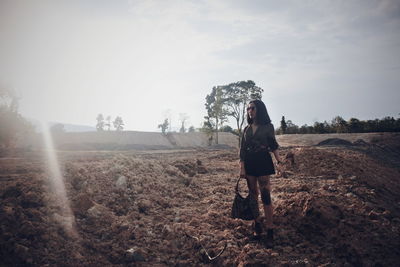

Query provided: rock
[174,211,181,222]
[71,176,84,190]
[14,244,29,260]
[126,247,145,262]
[116,176,127,190]
[87,203,114,223]
[138,199,152,214]
[74,193,95,215]
[87,205,103,218]
[162,224,172,237]
[368,211,380,220]
[327,186,337,192]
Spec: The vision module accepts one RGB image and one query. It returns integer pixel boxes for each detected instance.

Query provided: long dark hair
[246,99,271,125]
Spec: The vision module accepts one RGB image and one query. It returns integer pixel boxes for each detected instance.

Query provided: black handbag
[231,177,259,220]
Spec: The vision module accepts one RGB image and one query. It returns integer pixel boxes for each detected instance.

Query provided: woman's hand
[276,160,284,176]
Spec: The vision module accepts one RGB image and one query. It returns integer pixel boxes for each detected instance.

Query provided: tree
[221,80,263,145]
[113,116,124,131]
[188,126,195,133]
[96,114,105,131]
[378,116,396,132]
[163,109,172,132]
[280,116,287,134]
[158,119,169,135]
[348,118,362,133]
[204,86,229,144]
[105,115,112,131]
[179,113,189,133]
[395,117,400,132]
[331,116,347,133]
[200,119,214,146]
[314,121,327,134]
[299,124,314,134]
[220,125,238,135]
[0,88,32,151]
[285,120,299,134]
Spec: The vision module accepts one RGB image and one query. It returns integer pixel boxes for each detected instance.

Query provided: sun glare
[40,120,78,239]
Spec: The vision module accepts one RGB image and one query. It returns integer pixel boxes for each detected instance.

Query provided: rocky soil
[1,136,400,266]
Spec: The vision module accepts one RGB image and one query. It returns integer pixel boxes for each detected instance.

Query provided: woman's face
[247,103,257,120]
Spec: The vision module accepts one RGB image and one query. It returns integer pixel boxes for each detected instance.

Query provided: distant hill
[59,123,96,133]
[28,118,96,133]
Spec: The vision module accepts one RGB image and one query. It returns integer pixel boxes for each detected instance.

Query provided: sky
[1,0,399,132]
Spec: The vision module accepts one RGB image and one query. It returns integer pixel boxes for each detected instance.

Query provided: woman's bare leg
[257,175,273,229]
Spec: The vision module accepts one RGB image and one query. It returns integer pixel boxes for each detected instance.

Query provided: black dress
[239,123,279,176]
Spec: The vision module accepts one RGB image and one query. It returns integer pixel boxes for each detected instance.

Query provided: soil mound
[1,146,399,266]
[353,139,369,146]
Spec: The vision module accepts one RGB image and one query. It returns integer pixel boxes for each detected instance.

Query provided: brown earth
[1,133,400,266]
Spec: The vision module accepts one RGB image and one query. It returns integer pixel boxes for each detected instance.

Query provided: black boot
[266,228,274,241]
[263,228,274,248]
[249,221,263,241]
[254,221,263,236]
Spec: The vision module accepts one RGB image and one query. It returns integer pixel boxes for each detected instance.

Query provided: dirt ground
[1,133,400,266]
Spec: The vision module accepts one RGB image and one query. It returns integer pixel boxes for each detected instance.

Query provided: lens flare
[40,121,78,238]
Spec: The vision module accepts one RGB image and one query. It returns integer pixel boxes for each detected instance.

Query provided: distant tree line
[278,115,400,134]
[0,89,33,152]
[96,114,124,131]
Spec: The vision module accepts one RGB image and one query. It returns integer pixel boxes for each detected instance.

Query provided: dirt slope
[51,131,238,150]
[1,135,399,266]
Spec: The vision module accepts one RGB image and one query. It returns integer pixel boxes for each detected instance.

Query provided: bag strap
[235,176,244,193]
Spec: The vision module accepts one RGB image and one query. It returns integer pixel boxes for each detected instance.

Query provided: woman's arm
[239,126,248,178]
[266,124,282,164]
[239,161,246,178]
[272,149,282,164]
[272,149,283,176]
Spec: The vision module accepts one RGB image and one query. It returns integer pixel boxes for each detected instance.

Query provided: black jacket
[239,123,279,161]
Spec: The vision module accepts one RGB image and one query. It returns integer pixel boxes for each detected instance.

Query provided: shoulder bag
[231,176,259,220]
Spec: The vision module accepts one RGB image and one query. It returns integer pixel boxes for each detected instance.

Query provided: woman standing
[239,99,282,244]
